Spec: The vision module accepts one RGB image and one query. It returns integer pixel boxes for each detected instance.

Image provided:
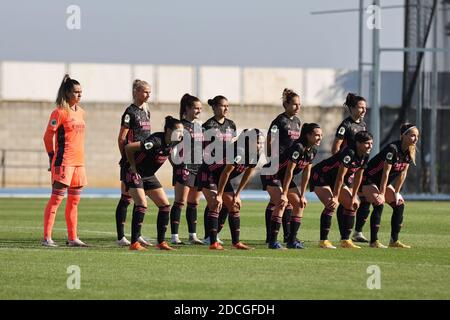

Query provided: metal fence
[0,149,48,188]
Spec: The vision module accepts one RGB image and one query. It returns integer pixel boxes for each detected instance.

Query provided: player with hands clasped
[261,123,322,249]
[310,131,373,249]
[124,116,184,251]
[359,123,419,249]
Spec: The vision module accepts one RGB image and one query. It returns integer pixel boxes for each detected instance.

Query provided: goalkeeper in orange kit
[42,74,88,247]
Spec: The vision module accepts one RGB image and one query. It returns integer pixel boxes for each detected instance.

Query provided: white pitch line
[124,252,450,269]
[2,225,450,241]
[0,225,117,235]
[0,246,449,269]
[1,226,450,269]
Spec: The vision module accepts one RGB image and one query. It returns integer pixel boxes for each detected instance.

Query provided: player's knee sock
[208,210,219,244]
[390,203,404,242]
[288,215,302,243]
[320,209,334,240]
[265,203,275,243]
[157,205,171,244]
[170,202,184,235]
[131,205,144,238]
[131,205,147,244]
[342,208,356,240]
[203,206,209,239]
[65,188,82,241]
[269,214,282,244]
[370,204,384,243]
[336,204,345,239]
[115,194,131,240]
[44,187,66,239]
[186,202,198,234]
[217,207,229,234]
[355,200,371,233]
[228,211,241,245]
[282,205,292,241]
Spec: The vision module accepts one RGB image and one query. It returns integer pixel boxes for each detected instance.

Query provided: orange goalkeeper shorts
[51,166,87,187]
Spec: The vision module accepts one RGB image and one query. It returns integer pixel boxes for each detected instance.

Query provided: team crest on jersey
[343,155,351,164]
[124,114,131,124]
[338,127,346,135]
[292,151,300,160]
[50,119,57,127]
[271,125,278,133]
[386,152,393,161]
[144,142,154,150]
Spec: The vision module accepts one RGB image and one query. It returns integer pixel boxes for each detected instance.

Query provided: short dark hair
[354,130,373,143]
[299,123,321,145]
[164,116,182,132]
[207,95,227,108]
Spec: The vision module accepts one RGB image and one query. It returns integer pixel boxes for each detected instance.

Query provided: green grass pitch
[0,198,449,299]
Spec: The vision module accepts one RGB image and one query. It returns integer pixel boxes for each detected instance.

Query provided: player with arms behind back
[201,95,237,245]
[42,74,88,247]
[168,93,204,245]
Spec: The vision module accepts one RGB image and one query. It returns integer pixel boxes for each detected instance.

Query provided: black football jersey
[172,119,204,173]
[285,141,317,176]
[364,140,412,186]
[121,104,151,142]
[202,117,237,161]
[268,141,317,180]
[335,116,366,150]
[130,132,177,178]
[199,144,257,184]
[312,146,369,186]
[268,113,302,156]
[120,104,151,164]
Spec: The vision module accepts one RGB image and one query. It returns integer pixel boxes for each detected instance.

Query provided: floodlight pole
[416,4,424,192]
[430,10,438,194]
[370,0,381,155]
[358,0,364,94]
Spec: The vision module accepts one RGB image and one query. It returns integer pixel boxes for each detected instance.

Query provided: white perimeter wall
[0,61,401,106]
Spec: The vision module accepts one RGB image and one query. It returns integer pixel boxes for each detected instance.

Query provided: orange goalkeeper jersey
[43,106,86,167]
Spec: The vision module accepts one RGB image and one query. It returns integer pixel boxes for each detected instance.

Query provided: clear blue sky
[0,0,405,70]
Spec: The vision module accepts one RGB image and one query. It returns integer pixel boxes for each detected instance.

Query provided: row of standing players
[41,75,417,250]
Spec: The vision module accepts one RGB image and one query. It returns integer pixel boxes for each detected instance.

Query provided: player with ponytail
[42,74,87,247]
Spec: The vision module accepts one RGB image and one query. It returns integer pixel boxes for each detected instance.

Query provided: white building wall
[1,61,66,101]
[303,68,350,107]
[157,65,194,104]
[69,63,132,102]
[243,67,303,105]
[0,61,405,107]
[199,66,241,104]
